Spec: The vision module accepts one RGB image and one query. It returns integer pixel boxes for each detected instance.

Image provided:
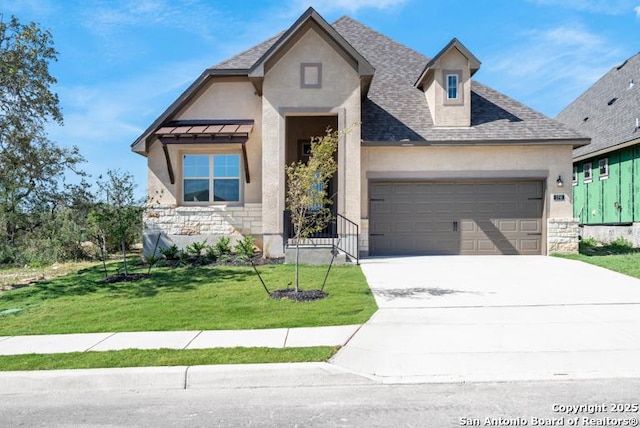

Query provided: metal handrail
[335,213,359,264]
[283,210,359,264]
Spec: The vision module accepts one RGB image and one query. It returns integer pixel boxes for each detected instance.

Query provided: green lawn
[0,262,377,335]
[559,252,640,279]
[0,347,337,371]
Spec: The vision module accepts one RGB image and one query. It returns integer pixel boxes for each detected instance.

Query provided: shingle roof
[176,14,588,145]
[331,17,585,143]
[212,33,283,70]
[556,53,640,159]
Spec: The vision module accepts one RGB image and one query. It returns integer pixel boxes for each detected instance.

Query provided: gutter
[573,136,640,162]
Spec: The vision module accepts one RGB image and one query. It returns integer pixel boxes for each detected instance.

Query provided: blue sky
[3,0,639,198]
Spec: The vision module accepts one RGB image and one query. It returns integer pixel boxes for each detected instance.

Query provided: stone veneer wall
[359,218,369,257]
[143,203,262,255]
[547,218,579,254]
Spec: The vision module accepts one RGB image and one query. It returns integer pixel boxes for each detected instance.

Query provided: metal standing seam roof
[132,11,588,151]
[556,52,640,159]
[155,123,254,137]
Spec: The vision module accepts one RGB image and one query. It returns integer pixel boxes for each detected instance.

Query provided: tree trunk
[99,235,108,277]
[294,237,300,293]
[121,240,128,276]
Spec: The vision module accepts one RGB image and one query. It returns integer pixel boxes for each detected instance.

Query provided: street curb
[0,362,378,394]
[0,366,188,394]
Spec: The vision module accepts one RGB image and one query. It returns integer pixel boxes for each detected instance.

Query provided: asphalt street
[3,378,640,427]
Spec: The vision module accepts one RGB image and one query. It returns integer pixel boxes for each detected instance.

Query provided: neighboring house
[131,7,588,258]
[556,53,640,245]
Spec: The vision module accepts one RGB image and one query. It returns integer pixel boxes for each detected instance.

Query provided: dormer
[415,38,481,127]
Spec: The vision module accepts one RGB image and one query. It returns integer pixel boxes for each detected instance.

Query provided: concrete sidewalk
[0,325,361,356]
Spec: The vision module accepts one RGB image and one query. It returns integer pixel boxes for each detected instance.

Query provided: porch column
[261,102,285,257]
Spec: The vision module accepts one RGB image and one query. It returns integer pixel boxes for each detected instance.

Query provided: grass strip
[559,253,640,280]
[0,346,338,371]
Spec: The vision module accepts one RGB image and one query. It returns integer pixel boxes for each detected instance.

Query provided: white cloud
[528,0,637,15]
[484,23,624,116]
[636,5,640,16]
[290,0,406,13]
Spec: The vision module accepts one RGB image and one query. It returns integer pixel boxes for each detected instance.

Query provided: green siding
[573,145,640,225]
[573,164,586,223]
[620,148,634,222]
[602,152,619,223]
[594,153,620,223]
[590,163,603,223]
[634,145,640,222]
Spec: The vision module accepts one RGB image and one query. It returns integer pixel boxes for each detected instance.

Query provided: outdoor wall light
[556,175,563,187]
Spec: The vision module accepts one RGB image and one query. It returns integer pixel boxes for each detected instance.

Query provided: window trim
[443,70,463,105]
[181,152,243,205]
[583,162,592,183]
[572,165,578,186]
[300,63,322,89]
[446,74,458,100]
[598,158,609,180]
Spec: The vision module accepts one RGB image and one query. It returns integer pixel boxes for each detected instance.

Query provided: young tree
[90,170,143,276]
[285,128,343,292]
[0,15,84,262]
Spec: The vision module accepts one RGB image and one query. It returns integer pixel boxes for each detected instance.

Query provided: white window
[599,158,609,180]
[583,162,592,183]
[183,154,241,203]
[446,74,458,100]
[572,165,578,185]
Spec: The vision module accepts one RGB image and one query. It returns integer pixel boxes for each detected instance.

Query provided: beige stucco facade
[146,77,262,205]
[260,26,362,257]
[143,76,265,251]
[135,9,582,259]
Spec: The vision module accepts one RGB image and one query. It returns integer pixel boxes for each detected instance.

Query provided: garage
[369,180,544,255]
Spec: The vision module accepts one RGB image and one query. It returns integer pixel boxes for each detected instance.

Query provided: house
[556,53,640,245]
[131,7,588,258]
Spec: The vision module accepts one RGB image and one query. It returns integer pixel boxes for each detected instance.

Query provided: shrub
[214,237,232,256]
[159,244,180,260]
[186,240,208,256]
[580,236,598,247]
[234,236,256,260]
[608,237,634,252]
[205,246,218,262]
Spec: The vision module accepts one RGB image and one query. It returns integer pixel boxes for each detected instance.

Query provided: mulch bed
[160,253,284,268]
[269,289,328,301]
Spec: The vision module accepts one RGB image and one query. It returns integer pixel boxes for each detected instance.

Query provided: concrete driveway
[330,256,640,383]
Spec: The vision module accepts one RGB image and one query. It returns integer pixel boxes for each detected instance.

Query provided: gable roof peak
[415,38,481,89]
[247,8,374,95]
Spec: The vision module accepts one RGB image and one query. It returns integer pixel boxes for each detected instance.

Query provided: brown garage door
[369,181,543,255]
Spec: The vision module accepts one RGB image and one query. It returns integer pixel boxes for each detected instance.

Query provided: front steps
[284,244,349,265]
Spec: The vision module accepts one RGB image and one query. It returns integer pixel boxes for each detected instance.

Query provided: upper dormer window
[446,74,458,99]
[443,70,463,105]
